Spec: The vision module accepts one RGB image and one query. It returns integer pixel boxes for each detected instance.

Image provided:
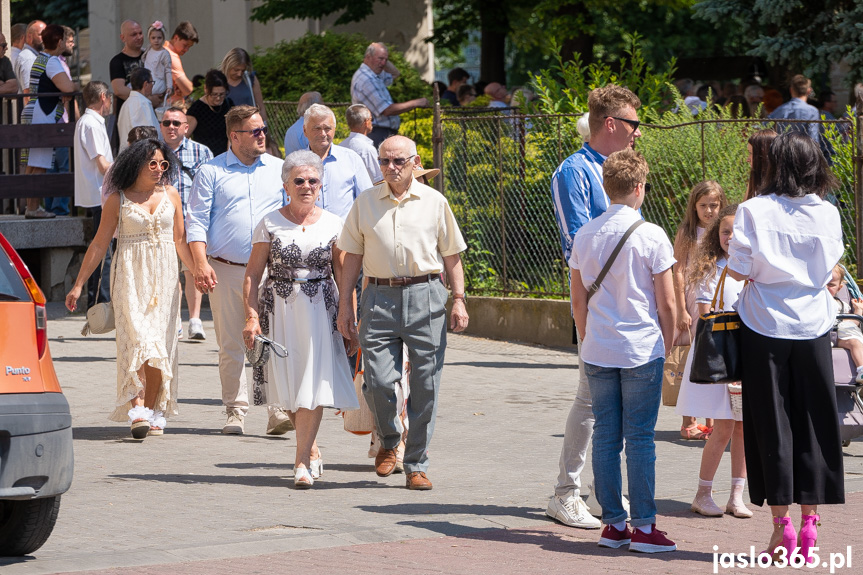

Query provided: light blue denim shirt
[315,144,374,219]
[186,148,286,264]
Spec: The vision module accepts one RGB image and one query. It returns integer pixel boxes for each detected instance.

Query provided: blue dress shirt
[283,117,308,156]
[550,143,609,261]
[315,144,374,219]
[768,98,821,143]
[186,149,286,264]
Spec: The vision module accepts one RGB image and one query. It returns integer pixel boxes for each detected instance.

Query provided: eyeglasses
[148,160,170,172]
[644,183,652,193]
[161,120,186,127]
[235,125,268,138]
[209,91,227,99]
[379,155,417,167]
[0,43,7,49]
[606,116,640,131]
[292,177,320,187]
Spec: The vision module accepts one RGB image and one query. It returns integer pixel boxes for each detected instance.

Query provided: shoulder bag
[690,266,742,383]
[586,219,645,303]
[81,204,121,336]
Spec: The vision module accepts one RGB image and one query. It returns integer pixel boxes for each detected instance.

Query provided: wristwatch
[452,292,466,302]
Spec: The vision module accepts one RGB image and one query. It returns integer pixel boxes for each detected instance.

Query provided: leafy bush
[252,32,430,103]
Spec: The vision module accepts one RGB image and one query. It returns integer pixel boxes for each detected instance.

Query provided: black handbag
[690,267,742,384]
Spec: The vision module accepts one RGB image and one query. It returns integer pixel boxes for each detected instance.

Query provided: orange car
[0,231,73,556]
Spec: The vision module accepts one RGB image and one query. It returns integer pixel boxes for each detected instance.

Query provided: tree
[694,0,863,85]
[10,0,88,29]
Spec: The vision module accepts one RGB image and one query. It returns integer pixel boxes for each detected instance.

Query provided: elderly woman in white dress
[243,150,359,489]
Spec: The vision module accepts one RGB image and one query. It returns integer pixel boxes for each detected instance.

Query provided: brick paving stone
[2,303,862,575]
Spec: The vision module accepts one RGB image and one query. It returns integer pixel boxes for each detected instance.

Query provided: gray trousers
[555,354,595,497]
[359,278,448,473]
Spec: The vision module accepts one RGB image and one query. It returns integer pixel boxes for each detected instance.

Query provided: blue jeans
[585,357,664,528]
[44,147,70,216]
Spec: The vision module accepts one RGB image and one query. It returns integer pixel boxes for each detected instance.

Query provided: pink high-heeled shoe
[799,514,820,565]
[761,516,797,563]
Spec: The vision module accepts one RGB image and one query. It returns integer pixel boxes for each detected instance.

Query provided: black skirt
[741,324,845,507]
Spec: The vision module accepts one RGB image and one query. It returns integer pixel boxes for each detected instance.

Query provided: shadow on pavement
[72,426,224,440]
[357,502,543,521]
[178,397,223,405]
[109,473,389,490]
[52,355,115,362]
[446,361,574,370]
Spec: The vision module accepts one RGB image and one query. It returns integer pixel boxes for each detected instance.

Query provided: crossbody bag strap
[710,265,729,311]
[586,219,645,304]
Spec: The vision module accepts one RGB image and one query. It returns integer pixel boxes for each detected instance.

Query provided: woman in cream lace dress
[66,139,194,439]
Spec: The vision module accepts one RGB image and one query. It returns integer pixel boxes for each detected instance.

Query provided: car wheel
[0,496,61,556]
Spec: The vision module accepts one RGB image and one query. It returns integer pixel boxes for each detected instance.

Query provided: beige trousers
[208,258,250,415]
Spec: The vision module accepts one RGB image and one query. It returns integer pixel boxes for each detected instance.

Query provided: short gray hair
[303,103,336,126]
[345,104,371,130]
[282,150,323,182]
[365,42,386,58]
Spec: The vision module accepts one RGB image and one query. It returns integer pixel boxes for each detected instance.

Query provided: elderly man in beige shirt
[337,135,468,490]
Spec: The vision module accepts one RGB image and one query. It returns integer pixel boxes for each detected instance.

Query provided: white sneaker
[266,408,294,435]
[585,483,630,520]
[855,367,863,385]
[188,318,206,340]
[546,494,602,529]
[222,411,245,435]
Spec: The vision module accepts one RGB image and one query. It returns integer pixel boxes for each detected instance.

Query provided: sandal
[148,426,164,436]
[294,467,313,489]
[697,423,714,436]
[680,424,710,440]
[131,419,150,439]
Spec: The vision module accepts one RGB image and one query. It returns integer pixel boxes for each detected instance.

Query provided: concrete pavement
[2,304,862,574]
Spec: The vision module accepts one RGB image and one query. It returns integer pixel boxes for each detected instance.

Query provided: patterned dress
[252,209,358,413]
[108,189,180,421]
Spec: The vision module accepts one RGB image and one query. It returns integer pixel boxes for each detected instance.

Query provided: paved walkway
[3,305,862,574]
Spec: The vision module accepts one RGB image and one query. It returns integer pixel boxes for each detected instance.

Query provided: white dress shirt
[73,108,114,208]
[569,204,676,368]
[727,193,843,339]
[117,90,160,151]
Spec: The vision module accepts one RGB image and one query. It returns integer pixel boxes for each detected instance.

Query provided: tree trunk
[557,4,594,66]
[478,0,508,83]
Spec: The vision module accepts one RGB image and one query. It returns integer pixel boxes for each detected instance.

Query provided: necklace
[289,205,316,232]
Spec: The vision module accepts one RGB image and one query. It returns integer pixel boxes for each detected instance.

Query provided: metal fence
[436,110,859,298]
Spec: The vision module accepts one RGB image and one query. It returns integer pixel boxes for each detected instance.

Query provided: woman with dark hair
[186,69,233,155]
[66,139,195,439]
[726,132,844,563]
[744,129,777,201]
[21,24,77,219]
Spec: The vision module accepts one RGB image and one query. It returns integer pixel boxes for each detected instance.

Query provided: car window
[0,248,30,301]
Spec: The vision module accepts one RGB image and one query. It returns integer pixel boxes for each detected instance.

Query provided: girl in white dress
[243,151,359,489]
[673,180,728,439]
[676,204,752,518]
[142,21,173,108]
[66,139,195,439]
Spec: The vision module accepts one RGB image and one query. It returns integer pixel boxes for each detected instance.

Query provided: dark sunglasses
[148,160,170,172]
[378,155,416,167]
[235,125,268,138]
[161,120,185,127]
[293,177,320,187]
[606,116,640,131]
[0,43,7,49]
[644,183,651,193]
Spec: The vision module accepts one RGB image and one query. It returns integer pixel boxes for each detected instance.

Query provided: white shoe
[546,494,602,529]
[294,467,313,489]
[585,483,630,520]
[856,367,863,385]
[188,318,206,340]
[222,411,245,435]
[310,457,323,479]
[266,408,294,435]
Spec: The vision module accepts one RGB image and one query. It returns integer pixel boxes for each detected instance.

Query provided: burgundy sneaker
[630,525,677,553]
[598,524,633,549]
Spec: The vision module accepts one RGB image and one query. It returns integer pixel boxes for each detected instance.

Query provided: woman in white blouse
[727,132,844,564]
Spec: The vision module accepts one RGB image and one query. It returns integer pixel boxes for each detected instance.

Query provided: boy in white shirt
[569,148,677,553]
[827,264,863,384]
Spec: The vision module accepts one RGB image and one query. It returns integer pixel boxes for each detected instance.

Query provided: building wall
[88,0,434,88]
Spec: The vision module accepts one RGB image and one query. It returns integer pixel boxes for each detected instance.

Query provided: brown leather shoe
[375,447,398,477]
[406,471,433,490]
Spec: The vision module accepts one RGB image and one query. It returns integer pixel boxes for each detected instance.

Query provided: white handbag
[81,252,114,336]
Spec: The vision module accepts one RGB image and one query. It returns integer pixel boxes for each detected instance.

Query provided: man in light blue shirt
[304,103,373,219]
[547,84,642,531]
[768,74,820,143]
[187,105,289,437]
[283,91,321,156]
[338,103,383,183]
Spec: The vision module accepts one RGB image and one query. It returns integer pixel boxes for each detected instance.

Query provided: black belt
[367,274,439,287]
[211,256,246,267]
